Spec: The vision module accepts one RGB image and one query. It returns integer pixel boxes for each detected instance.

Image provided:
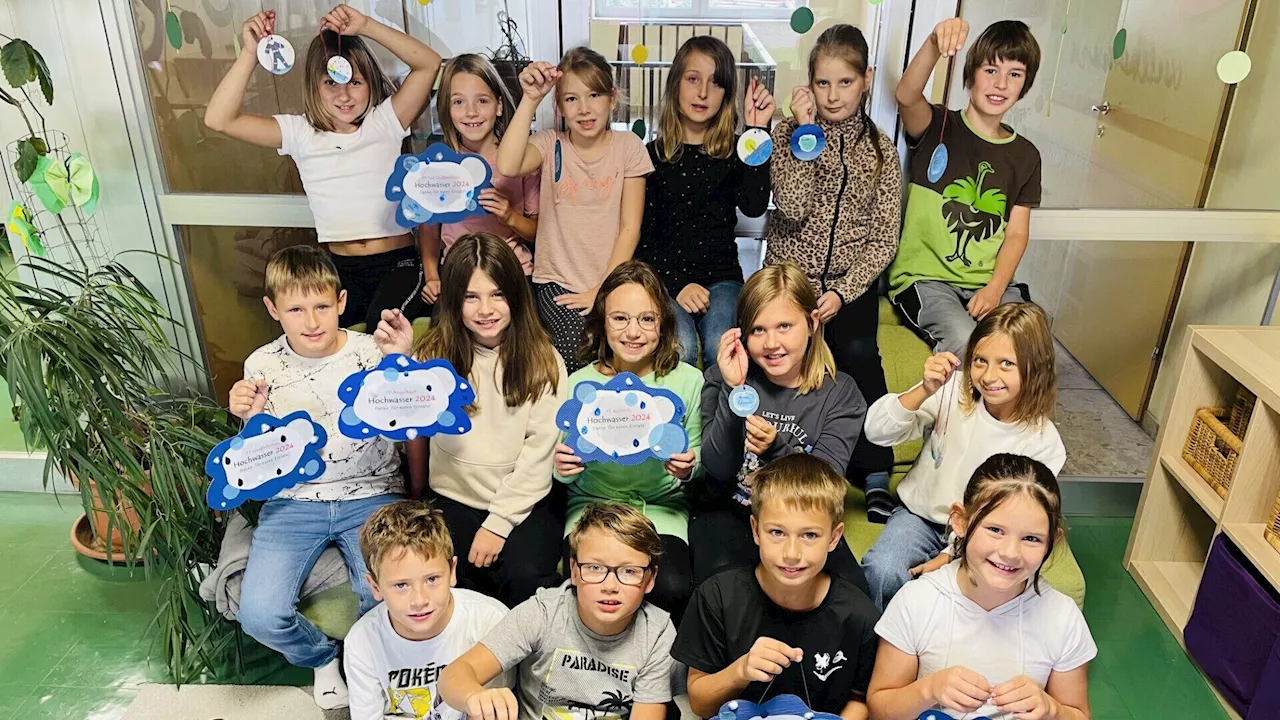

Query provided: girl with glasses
[553,260,703,622]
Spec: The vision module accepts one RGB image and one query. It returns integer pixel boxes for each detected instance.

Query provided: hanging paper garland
[165,9,183,50]
[631,119,646,139]
[1217,50,1251,85]
[1112,28,1127,60]
[631,45,648,64]
[789,7,815,34]
[1044,0,1073,117]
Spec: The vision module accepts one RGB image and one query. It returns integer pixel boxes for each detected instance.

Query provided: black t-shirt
[673,566,881,716]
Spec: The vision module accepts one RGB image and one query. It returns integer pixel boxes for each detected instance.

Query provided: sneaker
[314,656,349,710]
[865,479,894,525]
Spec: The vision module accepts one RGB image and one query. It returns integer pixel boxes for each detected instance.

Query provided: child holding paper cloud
[228,246,402,711]
[376,233,566,608]
[419,54,540,303]
[553,260,703,620]
[497,48,654,372]
[207,5,442,330]
[694,263,870,596]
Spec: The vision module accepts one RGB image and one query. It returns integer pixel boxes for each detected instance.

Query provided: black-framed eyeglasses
[606,312,659,331]
[574,561,652,586]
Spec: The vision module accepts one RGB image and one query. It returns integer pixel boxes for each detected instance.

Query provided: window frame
[592,0,802,22]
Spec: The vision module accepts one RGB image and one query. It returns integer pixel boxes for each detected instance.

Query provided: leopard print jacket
[765,113,903,303]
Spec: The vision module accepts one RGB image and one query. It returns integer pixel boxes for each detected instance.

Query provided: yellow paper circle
[631,45,648,65]
[417,0,432,5]
[1217,50,1251,84]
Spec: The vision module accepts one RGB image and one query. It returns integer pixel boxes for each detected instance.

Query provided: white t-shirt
[344,589,512,720]
[863,374,1066,524]
[875,562,1096,720]
[243,331,402,501]
[275,97,409,244]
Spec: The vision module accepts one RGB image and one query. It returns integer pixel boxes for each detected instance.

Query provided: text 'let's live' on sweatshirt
[428,345,568,538]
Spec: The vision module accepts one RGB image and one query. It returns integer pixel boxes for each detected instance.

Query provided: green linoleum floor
[0,493,1231,719]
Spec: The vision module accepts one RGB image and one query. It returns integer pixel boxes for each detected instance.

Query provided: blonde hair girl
[635,35,775,368]
[690,262,872,591]
[860,302,1064,610]
[496,47,654,372]
[207,5,442,331]
[419,54,540,303]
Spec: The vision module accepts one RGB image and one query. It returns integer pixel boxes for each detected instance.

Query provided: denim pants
[238,494,397,668]
[672,280,741,368]
[861,506,950,611]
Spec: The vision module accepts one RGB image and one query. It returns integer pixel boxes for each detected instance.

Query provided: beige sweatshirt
[429,345,568,537]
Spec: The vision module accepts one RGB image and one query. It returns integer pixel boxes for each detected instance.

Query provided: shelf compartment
[1130,559,1203,643]
[1160,452,1225,522]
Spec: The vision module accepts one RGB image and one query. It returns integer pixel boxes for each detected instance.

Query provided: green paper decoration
[631,119,646,139]
[1112,28,1127,59]
[790,7,815,34]
[7,203,44,257]
[27,153,100,218]
[166,10,183,50]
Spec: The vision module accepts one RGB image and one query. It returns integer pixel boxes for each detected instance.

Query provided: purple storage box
[1185,534,1280,717]
[1246,635,1280,719]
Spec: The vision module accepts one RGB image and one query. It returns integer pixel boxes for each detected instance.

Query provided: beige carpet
[123,684,350,719]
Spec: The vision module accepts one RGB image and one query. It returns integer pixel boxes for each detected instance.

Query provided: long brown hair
[952,453,1063,594]
[555,46,619,109]
[958,302,1056,426]
[302,31,396,132]
[579,261,681,378]
[656,36,738,163]
[808,24,885,184]
[735,263,835,395]
[413,233,560,408]
[436,54,517,152]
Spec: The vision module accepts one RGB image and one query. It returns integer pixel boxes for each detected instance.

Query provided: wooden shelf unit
[1125,326,1280,720]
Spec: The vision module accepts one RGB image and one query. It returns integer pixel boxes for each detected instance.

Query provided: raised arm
[204,11,284,148]
[498,62,559,177]
[321,4,441,130]
[896,18,969,140]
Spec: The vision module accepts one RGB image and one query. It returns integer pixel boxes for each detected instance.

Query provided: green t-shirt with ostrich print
[888,105,1042,300]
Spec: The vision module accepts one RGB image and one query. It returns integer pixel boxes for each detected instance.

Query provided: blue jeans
[672,281,741,368]
[861,506,949,610]
[238,494,397,667]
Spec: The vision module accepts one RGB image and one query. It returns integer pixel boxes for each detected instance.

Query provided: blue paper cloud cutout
[555,372,688,466]
[717,694,844,720]
[205,410,327,511]
[385,142,492,228]
[336,354,476,442]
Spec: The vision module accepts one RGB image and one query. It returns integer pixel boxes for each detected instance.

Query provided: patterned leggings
[534,282,588,372]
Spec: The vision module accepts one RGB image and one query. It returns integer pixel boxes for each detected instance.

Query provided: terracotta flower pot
[67,470,147,562]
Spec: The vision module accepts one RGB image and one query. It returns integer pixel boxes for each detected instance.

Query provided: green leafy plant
[0,35,54,182]
[0,252,247,683]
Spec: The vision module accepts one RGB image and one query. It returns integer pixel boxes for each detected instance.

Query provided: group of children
[209,4,1097,718]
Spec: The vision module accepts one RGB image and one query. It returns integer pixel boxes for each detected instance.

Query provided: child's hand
[554,442,585,478]
[228,379,268,420]
[374,308,415,356]
[909,551,952,577]
[321,4,369,36]
[744,76,776,128]
[554,286,597,316]
[469,528,506,568]
[478,188,513,224]
[931,18,970,58]
[992,675,1057,719]
[422,278,441,304]
[744,415,777,456]
[464,687,519,720]
[966,284,1003,319]
[716,328,749,387]
[735,637,803,684]
[676,283,710,314]
[928,665,992,714]
[519,61,561,103]
[664,450,696,481]
[241,11,275,49]
[816,290,842,323]
[921,352,961,396]
[789,86,815,126]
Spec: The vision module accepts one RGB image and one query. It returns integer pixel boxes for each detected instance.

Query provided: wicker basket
[1182,390,1256,498]
[1266,491,1280,555]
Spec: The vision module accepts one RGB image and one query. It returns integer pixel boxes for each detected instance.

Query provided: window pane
[706,0,799,13]
[178,225,318,404]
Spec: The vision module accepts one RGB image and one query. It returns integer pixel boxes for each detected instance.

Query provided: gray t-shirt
[482,584,676,720]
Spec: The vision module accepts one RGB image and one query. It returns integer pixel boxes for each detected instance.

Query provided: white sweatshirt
[864,375,1066,524]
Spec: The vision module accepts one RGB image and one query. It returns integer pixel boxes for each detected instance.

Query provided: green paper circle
[631,119,646,139]
[1112,28,1126,59]
[166,10,183,50]
[1060,17,1068,34]
[790,7,815,34]
[869,0,884,4]
[1216,50,1251,85]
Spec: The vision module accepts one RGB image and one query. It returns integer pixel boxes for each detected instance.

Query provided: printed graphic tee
[482,584,676,720]
[673,566,881,714]
[344,589,512,720]
[889,105,1042,299]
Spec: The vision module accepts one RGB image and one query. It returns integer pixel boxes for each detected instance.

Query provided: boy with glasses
[440,503,677,720]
